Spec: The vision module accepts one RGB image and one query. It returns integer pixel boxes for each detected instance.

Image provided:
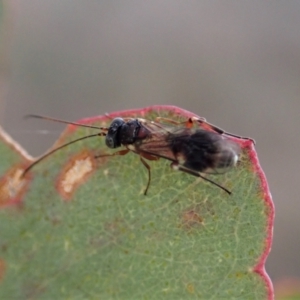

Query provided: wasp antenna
[22,133,104,177]
[25,114,108,131]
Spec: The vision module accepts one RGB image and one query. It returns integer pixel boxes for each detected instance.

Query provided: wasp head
[105,118,125,148]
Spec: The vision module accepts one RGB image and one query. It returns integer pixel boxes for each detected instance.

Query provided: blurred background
[0,1,299,298]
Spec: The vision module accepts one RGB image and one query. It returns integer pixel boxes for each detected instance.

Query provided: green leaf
[0,106,274,299]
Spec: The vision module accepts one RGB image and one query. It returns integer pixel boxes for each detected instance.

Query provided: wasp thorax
[105,118,125,148]
[118,119,141,145]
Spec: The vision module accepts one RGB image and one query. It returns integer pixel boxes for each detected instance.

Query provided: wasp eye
[105,136,116,148]
[110,118,125,130]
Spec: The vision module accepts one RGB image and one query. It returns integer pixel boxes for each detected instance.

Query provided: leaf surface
[0,105,274,299]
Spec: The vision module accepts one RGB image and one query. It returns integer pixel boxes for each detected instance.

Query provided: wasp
[23,114,253,195]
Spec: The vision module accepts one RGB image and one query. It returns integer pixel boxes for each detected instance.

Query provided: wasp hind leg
[154,116,206,129]
[170,162,231,195]
[190,117,255,144]
[155,116,254,143]
[139,153,159,195]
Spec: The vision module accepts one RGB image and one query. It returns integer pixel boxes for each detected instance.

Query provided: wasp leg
[139,152,159,195]
[94,149,130,159]
[95,149,158,195]
[139,156,151,195]
[190,117,255,144]
[154,116,206,128]
[170,162,231,195]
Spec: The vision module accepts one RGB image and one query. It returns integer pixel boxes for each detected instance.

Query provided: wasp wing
[135,123,241,174]
[133,119,178,161]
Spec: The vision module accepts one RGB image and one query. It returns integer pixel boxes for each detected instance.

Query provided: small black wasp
[23,114,253,195]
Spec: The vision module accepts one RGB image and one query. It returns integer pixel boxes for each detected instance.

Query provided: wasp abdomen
[168,129,240,173]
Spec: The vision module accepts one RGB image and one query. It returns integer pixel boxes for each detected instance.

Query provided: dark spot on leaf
[248,249,255,256]
[0,259,6,282]
[181,209,203,229]
[180,200,215,230]
[186,283,195,294]
[235,271,247,279]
